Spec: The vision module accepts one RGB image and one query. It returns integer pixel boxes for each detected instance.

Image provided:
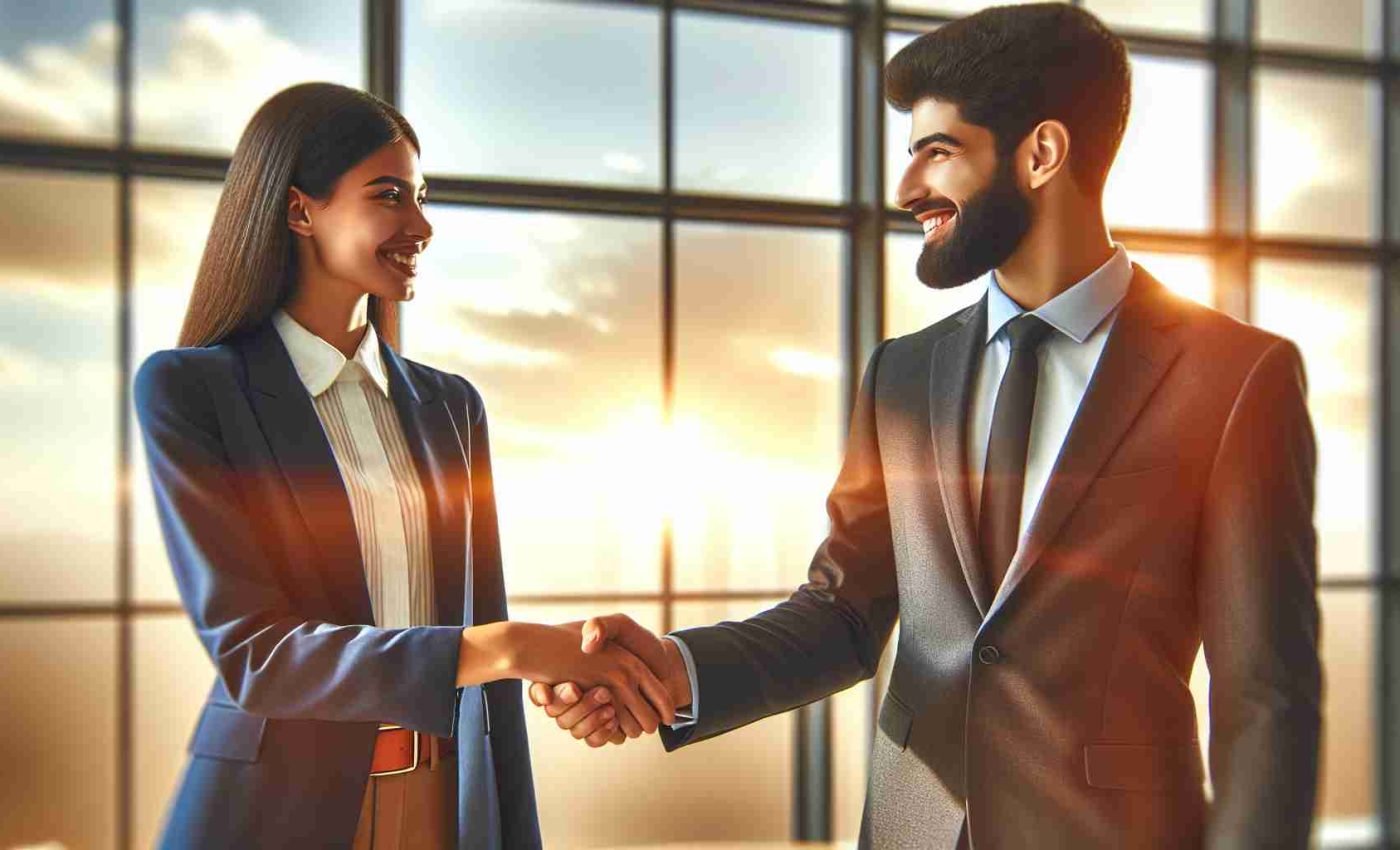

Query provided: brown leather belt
[370,724,456,777]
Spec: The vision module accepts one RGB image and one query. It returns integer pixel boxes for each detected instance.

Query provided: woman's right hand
[458,621,675,738]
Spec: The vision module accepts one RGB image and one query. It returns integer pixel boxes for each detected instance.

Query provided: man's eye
[929,148,950,159]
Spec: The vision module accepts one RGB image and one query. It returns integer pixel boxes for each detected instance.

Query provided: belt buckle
[369,723,420,778]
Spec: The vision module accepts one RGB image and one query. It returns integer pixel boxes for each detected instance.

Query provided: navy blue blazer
[133,318,541,850]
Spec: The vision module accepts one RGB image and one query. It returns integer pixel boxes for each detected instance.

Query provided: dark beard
[915,156,1032,290]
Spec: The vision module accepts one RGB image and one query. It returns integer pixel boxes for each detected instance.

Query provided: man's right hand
[527,613,693,748]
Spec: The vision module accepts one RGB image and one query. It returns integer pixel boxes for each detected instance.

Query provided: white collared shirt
[271,308,436,629]
[967,243,1134,540]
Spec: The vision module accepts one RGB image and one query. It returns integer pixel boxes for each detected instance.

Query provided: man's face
[896,97,1032,289]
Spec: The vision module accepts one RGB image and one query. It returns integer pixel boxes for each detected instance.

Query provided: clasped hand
[527,614,691,749]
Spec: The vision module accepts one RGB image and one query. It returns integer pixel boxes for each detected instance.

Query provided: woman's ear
[287,186,314,237]
[1024,120,1071,191]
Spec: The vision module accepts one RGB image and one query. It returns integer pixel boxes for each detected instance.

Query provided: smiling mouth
[920,209,956,241]
[379,250,419,277]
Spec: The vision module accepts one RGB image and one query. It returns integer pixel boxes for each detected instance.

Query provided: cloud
[134,9,352,150]
[768,348,840,380]
[603,152,647,175]
[0,9,353,151]
[0,21,117,141]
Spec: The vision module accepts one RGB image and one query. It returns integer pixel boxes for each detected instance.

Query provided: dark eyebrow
[363,176,427,193]
[908,132,964,157]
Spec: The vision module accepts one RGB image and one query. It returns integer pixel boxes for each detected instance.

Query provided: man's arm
[1195,338,1322,849]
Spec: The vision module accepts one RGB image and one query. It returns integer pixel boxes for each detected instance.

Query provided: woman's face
[290,137,432,302]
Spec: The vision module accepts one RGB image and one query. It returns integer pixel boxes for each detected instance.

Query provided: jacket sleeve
[660,339,902,750]
[1195,338,1322,849]
[457,379,543,849]
[133,350,463,737]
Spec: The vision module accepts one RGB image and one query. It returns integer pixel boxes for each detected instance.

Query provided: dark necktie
[979,313,1055,596]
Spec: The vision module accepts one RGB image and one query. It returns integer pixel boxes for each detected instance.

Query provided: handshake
[523,614,693,748]
[455,614,692,745]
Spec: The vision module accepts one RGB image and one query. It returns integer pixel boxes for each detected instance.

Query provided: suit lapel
[928,297,995,616]
[240,323,374,623]
[379,340,471,628]
[982,266,1187,623]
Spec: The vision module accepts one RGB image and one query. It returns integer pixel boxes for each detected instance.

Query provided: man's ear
[1023,119,1071,191]
[287,186,314,237]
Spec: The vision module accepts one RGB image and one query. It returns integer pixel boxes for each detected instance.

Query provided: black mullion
[366,0,401,106]
[115,0,134,848]
[0,591,798,621]
[852,0,887,812]
[675,0,852,26]
[1213,0,1253,320]
[0,570,1384,621]
[1382,0,1400,842]
[661,0,676,637]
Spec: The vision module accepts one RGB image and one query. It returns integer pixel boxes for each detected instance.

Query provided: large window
[0,1,1392,848]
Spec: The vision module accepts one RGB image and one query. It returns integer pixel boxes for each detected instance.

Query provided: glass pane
[1316,591,1376,829]
[403,0,660,188]
[1083,0,1211,38]
[1190,590,1376,840]
[886,31,920,208]
[402,207,663,596]
[674,223,844,592]
[0,168,117,603]
[0,0,116,143]
[134,1,362,152]
[833,677,875,842]
[1255,71,1378,241]
[1104,55,1210,233]
[0,618,118,850]
[1129,251,1213,306]
[884,232,984,339]
[133,614,217,850]
[132,179,222,603]
[676,12,847,202]
[1257,0,1382,56]
[667,599,794,842]
[1252,259,1373,580]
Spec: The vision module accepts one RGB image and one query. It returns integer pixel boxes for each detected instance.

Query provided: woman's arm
[457,620,673,732]
[134,351,672,737]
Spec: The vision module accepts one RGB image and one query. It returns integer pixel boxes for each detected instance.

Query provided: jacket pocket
[1083,742,1203,792]
[189,701,268,763]
[878,691,915,751]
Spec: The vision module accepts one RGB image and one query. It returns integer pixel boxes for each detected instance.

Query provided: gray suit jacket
[660,266,1321,849]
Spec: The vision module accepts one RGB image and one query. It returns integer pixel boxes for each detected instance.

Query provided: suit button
[977,645,1002,665]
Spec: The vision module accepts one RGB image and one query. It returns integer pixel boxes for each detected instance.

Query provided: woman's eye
[378,189,402,202]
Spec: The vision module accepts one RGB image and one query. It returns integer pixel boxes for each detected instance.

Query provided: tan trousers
[351,751,456,850]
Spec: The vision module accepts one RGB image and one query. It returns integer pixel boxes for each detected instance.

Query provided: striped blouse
[271,308,435,629]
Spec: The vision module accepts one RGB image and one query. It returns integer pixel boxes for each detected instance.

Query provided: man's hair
[885,3,1131,195]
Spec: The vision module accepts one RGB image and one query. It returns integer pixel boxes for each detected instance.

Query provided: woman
[134,82,671,850]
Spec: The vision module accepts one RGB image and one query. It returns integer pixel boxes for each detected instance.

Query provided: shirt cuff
[663,634,699,729]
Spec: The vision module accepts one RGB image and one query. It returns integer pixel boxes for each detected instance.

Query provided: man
[533,4,1321,848]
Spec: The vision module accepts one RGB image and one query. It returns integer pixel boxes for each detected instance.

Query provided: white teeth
[922,211,954,235]
[385,251,418,269]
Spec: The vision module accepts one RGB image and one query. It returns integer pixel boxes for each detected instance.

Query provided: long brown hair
[178,82,420,349]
